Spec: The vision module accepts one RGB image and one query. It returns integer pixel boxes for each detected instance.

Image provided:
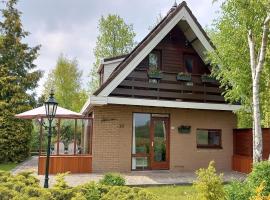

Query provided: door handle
[151,141,154,147]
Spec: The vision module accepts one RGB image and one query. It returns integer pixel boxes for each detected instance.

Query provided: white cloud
[15,0,221,97]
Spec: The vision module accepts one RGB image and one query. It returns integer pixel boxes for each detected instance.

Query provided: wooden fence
[38,155,92,175]
[232,128,270,173]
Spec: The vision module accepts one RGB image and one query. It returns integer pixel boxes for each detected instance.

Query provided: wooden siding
[137,26,209,74]
[110,26,223,102]
[111,71,225,103]
[38,155,92,175]
[232,128,270,173]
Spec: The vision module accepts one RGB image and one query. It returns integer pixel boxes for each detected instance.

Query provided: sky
[10,0,222,97]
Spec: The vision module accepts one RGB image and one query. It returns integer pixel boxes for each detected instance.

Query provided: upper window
[196,129,222,149]
[149,51,161,69]
[185,58,193,73]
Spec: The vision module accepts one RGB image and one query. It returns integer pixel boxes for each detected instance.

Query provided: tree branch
[256,14,270,81]
[248,30,256,80]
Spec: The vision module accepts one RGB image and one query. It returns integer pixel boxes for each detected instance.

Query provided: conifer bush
[0,171,158,200]
[193,161,225,200]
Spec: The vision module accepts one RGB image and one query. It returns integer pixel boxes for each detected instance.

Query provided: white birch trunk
[248,15,270,163]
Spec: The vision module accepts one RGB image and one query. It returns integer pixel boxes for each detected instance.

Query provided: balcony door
[132,113,169,170]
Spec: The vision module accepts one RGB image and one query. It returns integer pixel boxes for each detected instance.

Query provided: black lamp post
[44,89,58,188]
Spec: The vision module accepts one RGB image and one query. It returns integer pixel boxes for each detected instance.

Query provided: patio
[12,156,246,187]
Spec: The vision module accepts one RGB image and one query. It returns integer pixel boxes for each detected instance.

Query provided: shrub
[248,161,270,196]
[193,161,225,200]
[0,170,159,200]
[225,180,252,200]
[77,182,103,200]
[250,182,270,200]
[51,173,76,200]
[100,186,158,200]
[99,173,126,186]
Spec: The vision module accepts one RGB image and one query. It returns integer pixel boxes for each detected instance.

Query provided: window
[196,129,222,149]
[185,58,193,73]
[40,118,92,155]
[132,113,150,170]
[149,51,161,68]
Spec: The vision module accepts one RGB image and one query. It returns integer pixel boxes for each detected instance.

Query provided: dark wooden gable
[110,25,225,103]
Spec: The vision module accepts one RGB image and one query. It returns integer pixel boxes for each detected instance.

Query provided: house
[80,1,241,173]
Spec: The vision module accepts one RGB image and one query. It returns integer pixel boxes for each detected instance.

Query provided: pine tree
[0,0,42,162]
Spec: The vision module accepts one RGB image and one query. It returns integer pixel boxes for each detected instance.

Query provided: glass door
[150,117,169,170]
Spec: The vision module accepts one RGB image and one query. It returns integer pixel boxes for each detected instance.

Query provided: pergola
[16,106,93,174]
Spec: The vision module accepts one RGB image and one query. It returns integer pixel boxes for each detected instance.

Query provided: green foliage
[99,173,126,186]
[89,14,136,93]
[100,186,158,200]
[225,180,252,200]
[0,171,158,200]
[250,182,270,200]
[193,161,225,200]
[209,0,270,127]
[0,0,42,163]
[42,55,87,112]
[248,161,270,196]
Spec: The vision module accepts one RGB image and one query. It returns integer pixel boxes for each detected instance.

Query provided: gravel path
[12,156,246,187]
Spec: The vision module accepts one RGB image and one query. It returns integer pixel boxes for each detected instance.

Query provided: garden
[1,161,270,200]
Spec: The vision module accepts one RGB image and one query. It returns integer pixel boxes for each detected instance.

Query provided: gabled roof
[93,1,215,97]
[81,1,220,114]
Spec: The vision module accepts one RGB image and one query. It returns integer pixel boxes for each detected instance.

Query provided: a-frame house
[81,1,240,172]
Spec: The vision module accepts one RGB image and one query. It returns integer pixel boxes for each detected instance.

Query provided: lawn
[146,185,196,200]
[0,163,18,171]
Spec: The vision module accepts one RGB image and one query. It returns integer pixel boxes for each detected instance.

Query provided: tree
[209,0,270,162]
[42,55,87,112]
[148,12,163,31]
[0,0,42,162]
[89,14,136,93]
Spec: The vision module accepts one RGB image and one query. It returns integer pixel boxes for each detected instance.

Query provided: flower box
[201,74,217,83]
[178,125,191,134]
[148,66,162,80]
[176,72,192,82]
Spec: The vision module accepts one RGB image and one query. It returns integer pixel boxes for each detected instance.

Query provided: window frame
[148,50,162,69]
[196,129,222,149]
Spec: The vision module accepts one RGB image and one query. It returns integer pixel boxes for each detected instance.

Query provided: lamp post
[44,89,58,188]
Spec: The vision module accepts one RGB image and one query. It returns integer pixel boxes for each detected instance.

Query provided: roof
[97,55,127,73]
[93,1,215,96]
[15,106,83,119]
[81,1,218,114]
[81,96,241,115]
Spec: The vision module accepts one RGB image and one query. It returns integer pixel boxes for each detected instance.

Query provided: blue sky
[12,0,222,96]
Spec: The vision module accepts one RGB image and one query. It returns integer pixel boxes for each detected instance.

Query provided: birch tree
[209,0,270,162]
[248,15,270,162]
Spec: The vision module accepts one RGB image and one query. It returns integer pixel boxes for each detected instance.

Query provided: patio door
[150,117,170,170]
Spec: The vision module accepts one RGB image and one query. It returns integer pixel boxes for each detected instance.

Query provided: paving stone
[12,156,247,187]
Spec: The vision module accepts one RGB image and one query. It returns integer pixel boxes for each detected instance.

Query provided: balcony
[110,70,225,103]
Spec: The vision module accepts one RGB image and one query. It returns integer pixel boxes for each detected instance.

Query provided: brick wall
[91,105,236,172]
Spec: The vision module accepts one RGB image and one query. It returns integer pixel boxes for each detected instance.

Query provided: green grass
[146,185,196,200]
[0,163,18,171]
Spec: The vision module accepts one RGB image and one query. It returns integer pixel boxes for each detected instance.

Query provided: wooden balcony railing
[110,70,225,103]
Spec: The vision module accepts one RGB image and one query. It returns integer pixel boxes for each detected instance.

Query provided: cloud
[13,0,221,97]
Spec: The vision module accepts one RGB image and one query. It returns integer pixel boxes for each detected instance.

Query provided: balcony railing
[110,70,225,103]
